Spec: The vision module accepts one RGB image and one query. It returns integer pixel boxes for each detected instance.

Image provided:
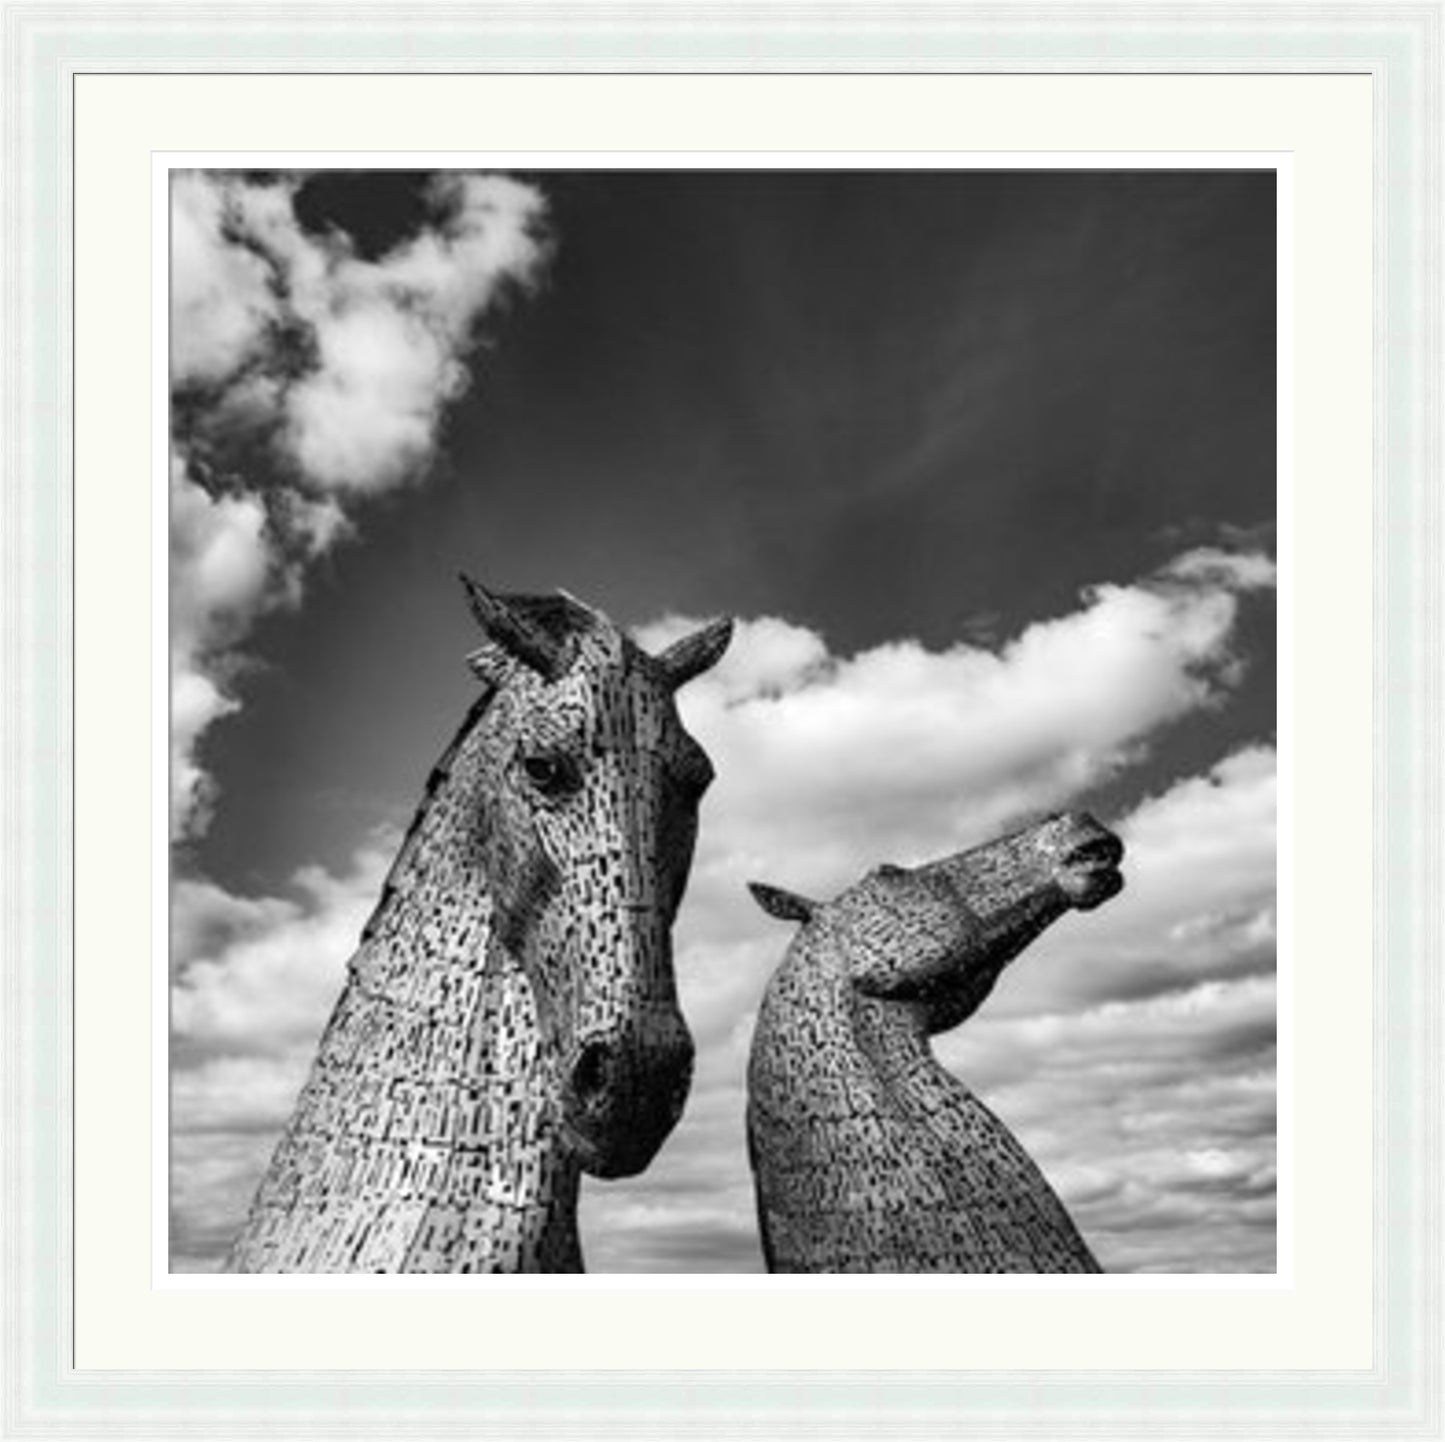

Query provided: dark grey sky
[192,169,1275,899]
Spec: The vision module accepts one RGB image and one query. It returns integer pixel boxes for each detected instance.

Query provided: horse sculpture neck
[224,583,733,1273]
[747,813,1123,1274]
[226,695,583,1272]
[748,934,1099,1274]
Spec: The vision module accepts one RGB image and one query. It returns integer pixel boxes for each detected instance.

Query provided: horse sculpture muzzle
[917,809,1125,935]
[1033,811,1126,910]
[561,1012,695,1178]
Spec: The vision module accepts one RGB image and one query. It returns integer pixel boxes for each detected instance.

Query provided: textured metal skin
[224,591,730,1272]
[746,812,1124,1273]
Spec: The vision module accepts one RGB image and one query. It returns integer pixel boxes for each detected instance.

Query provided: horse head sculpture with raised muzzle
[746,811,1124,1273]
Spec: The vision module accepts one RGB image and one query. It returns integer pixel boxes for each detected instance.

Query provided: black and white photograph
[168,166,1278,1275]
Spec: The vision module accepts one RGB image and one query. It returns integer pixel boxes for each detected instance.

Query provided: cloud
[1160,546,1277,590]
[170,173,278,386]
[168,451,276,833]
[170,549,1275,1273]
[636,546,1275,900]
[943,975,1278,1273]
[169,170,548,838]
[171,835,397,1064]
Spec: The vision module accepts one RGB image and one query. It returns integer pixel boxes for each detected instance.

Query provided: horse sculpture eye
[520,752,578,798]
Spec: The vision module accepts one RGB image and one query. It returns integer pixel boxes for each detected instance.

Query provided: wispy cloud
[170,549,1275,1272]
[169,171,548,837]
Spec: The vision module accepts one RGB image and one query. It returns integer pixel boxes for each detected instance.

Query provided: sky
[169,167,1278,1273]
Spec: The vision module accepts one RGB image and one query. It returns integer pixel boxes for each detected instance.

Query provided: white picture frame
[3,4,1438,1436]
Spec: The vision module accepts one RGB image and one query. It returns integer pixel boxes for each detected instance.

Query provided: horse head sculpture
[746,812,1124,1273]
[457,577,731,1178]
[225,578,731,1271]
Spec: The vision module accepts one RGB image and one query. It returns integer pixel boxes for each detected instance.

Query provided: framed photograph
[3,4,1439,1437]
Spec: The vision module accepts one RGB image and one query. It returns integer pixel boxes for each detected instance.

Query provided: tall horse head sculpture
[225,579,732,1272]
[746,812,1124,1273]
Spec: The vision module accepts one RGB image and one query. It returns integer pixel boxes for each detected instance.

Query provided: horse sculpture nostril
[561,1022,696,1179]
[1062,833,1124,868]
[571,1041,613,1107]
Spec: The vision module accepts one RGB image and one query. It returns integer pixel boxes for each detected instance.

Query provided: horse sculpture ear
[460,573,567,682]
[748,882,817,924]
[656,617,734,691]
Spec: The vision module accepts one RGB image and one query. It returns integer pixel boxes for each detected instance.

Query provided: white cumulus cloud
[638,547,1275,899]
[169,170,548,837]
